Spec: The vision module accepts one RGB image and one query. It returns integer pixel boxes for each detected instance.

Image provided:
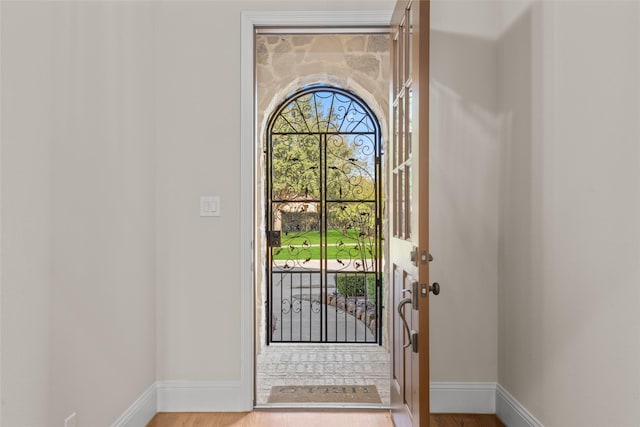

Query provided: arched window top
[268,85,381,136]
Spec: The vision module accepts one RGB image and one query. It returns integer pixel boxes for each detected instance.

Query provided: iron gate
[266,85,383,344]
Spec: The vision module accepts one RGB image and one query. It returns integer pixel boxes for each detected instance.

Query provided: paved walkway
[256,343,390,407]
[270,268,378,343]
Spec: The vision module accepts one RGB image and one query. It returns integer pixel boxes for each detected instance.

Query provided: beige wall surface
[431,1,640,423]
[429,0,501,383]
[154,0,244,383]
[1,2,156,425]
[498,1,640,425]
[1,4,54,425]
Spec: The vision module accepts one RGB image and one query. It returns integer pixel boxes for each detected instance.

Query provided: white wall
[497,1,640,425]
[431,2,640,424]
[429,0,500,383]
[154,0,244,383]
[1,4,54,424]
[1,2,156,425]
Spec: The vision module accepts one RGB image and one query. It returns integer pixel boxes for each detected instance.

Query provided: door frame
[240,8,394,409]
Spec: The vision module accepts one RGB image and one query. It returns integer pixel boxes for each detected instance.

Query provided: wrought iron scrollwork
[267,85,382,344]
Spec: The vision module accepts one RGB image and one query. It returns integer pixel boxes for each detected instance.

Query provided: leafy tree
[269,90,380,268]
[272,97,376,194]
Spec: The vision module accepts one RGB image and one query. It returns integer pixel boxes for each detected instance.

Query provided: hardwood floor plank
[431,413,506,427]
[147,411,505,427]
[430,413,461,427]
[147,411,393,427]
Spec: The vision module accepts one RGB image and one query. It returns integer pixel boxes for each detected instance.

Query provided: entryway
[265,86,383,344]
[255,31,391,407]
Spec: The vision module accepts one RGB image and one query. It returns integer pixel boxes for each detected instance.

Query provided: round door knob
[429,282,440,295]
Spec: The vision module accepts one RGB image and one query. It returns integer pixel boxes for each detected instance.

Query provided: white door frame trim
[240,8,393,409]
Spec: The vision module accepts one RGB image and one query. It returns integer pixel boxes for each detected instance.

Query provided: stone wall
[257,33,390,137]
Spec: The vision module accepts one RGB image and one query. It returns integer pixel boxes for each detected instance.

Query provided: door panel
[389,1,430,427]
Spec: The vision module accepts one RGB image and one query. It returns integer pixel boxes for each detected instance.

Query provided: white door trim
[240,8,393,409]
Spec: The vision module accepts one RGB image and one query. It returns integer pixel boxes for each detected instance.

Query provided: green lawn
[272,229,379,261]
[279,229,363,246]
[272,244,372,261]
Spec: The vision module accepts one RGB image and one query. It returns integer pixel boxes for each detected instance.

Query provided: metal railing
[268,270,379,343]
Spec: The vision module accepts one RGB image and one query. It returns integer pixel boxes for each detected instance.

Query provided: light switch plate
[200,196,220,217]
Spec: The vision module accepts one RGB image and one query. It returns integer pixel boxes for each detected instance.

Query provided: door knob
[429,282,440,295]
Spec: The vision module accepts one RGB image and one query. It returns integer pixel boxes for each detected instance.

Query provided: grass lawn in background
[278,229,359,245]
[272,229,378,261]
[273,244,369,261]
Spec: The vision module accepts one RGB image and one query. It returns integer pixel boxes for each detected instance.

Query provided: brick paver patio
[256,343,390,407]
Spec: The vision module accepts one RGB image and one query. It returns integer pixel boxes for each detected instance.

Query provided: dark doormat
[267,385,381,404]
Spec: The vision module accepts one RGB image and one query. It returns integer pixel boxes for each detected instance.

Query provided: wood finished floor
[147,411,505,427]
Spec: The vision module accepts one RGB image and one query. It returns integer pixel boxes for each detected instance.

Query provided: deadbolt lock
[410,246,418,265]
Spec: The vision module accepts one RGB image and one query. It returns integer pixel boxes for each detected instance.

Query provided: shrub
[335,274,377,299]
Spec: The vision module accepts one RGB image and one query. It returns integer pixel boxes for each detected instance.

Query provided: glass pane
[393,102,398,169]
[407,86,413,157]
[406,165,412,239]
[399,169,405,238]
[393,171,399,237]
[399,20,405,89]
[406,88,413,240]
[397,94,404,166]
[407,5,413,81]
[394,32,401,96]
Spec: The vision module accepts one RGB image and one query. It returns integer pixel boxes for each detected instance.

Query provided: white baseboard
[111,383,158,427]
[496,384,544,427]
[430,382,497,414]
[157,381,248,412]
[111,380,543,427]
